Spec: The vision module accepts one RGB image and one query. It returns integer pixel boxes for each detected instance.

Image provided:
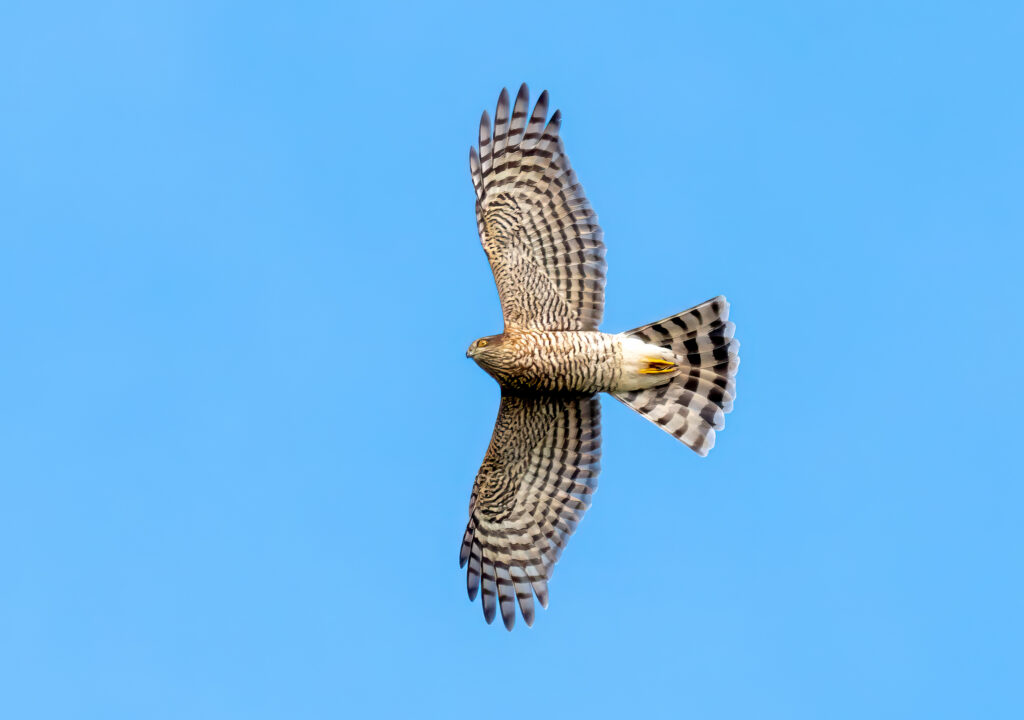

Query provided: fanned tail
[612,296,739,456]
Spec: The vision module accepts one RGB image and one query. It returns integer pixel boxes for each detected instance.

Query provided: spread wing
[469,84,606,332]
[459,393,601,629]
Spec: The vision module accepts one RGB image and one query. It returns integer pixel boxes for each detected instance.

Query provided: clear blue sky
[2,1,1022,718]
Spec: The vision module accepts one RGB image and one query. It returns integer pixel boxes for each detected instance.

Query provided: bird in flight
[461,85,739,629]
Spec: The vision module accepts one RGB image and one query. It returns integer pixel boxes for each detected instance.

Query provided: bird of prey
[461,85,739,630]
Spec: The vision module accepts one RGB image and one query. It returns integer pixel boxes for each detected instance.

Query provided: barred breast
[488,331,623,393]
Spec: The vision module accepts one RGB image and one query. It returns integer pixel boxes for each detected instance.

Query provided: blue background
[2,1,1021,717]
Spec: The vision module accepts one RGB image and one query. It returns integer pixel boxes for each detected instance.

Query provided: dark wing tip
[534,581,549,609]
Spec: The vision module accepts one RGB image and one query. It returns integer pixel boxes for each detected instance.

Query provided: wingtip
[534,581,549,609]
[520,595,536,627]
[695,434,715,457]
[514,83,529,111]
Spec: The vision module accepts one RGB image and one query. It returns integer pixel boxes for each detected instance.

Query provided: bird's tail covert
[612,296,739,456]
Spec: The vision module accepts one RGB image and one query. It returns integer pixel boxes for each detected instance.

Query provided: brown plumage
[461,85,740,629]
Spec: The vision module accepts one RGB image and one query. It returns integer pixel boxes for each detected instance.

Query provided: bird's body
[460,85,740,630]
[468,330,678,394]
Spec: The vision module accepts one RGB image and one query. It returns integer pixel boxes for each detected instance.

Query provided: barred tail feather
[613,296,739,456]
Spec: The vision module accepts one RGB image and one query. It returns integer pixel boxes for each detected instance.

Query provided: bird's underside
[461,84,739,630]
[467,329,681,394]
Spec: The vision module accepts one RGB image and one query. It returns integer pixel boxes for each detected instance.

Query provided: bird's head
[466,334,509,373]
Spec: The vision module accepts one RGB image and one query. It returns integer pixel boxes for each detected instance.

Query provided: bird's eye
[478,339,488,347]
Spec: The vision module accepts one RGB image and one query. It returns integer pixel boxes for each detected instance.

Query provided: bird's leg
[638,358,677,374]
